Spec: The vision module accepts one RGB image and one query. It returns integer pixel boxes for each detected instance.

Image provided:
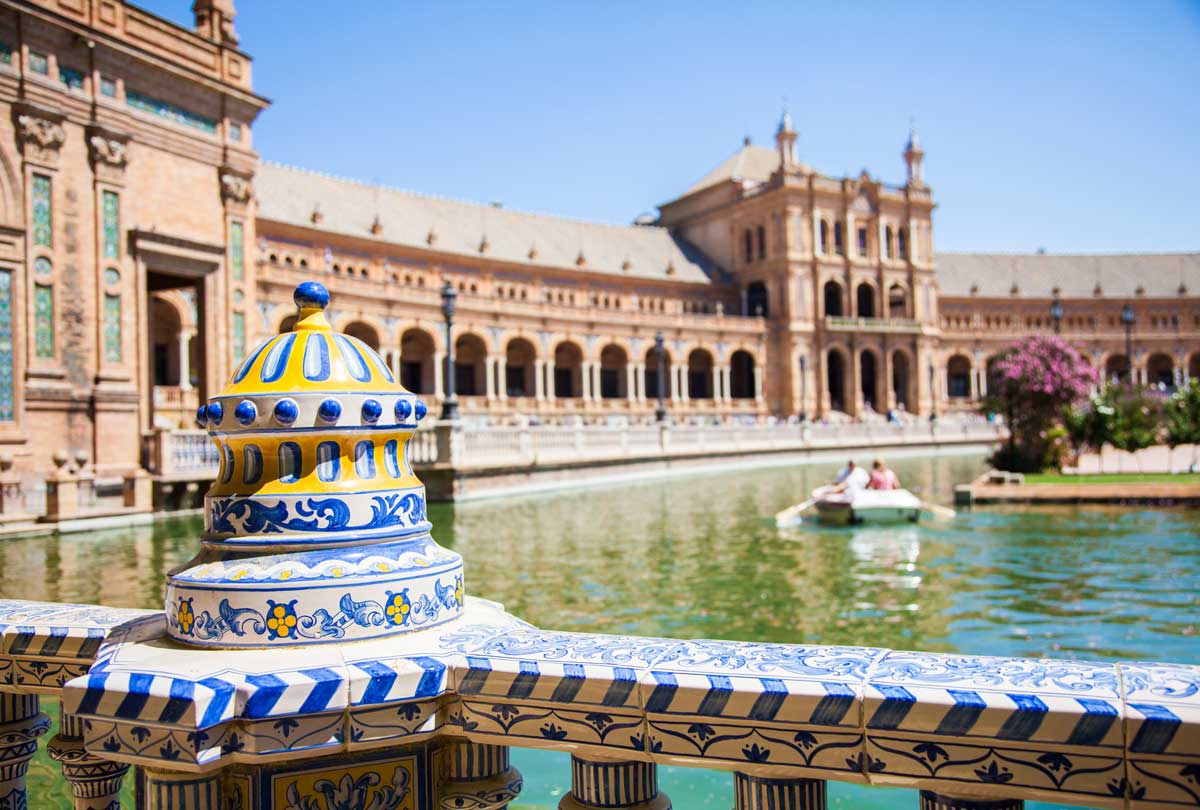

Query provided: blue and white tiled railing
[0,597,1197,810]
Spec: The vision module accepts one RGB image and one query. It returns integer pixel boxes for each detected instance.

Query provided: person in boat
[868,458,901,490]
[830,460,870,493]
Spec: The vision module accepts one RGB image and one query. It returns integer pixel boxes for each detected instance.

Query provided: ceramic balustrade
[1,596,1198,810]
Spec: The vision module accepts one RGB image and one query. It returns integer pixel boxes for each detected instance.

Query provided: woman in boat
[868,458,900,490]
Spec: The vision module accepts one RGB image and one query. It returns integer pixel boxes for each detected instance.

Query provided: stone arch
[856,282,876,318]
[400,328,436,394]
[505,337,537,397]
[860,348,880,411]
[730,349,755,399]
[643,345,672,400]
[947,354,972,398]
[823,280,844,317]
[553,341,584,398]
[826,347,849,413]
[1105,353,1130,384]
[888,283,908,318]
[453,332,488,397]
[149,295,185,387]
[687,348,714,399]
[599,344,629,399]
[342,320,381,351]
[891,348,912,410]
[1147,352,1174,389]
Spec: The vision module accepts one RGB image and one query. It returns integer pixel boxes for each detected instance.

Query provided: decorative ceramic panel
[32,174,51,247]
[231,310,245,366]
[27,51,47,75]
[34,283,53,359]
[59,66,84,89]
[0,269,13,421]
[103,293,121,363]
[102,190,119,258]
[0,44,12,65]
[231,220,245,280]
[125,89,217,134]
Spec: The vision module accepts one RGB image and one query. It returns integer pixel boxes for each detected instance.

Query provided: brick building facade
[0,0,1196,498]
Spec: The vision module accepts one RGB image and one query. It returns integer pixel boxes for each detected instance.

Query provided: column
[0,694,51,810]
[883,349,896,410]
[734,773,825,810]
[559,757,670,810]
[626,364,636,402]
[634,363,646,401]
[497,356,508,400]
[48,712,130,810]
[676,365,687,402]
[851,349,864,415]
[142,769,223,809]
[920,791,1022,810]
[722,366,732,402]
[439,742,522,810]
[970,366,980,400]
[581,361,593,401]
[754,365,764,403]
[712,367,722,402]
[485,356,497,401]
[592,363,602,402]
[535,359,546,401]
[178,330,194,390]
[433,351,445,402]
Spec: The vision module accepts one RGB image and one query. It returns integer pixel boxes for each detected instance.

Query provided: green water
[5,451,1198,808]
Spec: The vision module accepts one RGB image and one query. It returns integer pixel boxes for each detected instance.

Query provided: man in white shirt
[830,460,869,493]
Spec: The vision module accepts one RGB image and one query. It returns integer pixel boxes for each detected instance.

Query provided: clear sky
[142,1,1200,253]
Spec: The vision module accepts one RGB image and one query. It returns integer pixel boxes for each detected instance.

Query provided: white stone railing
[142,427,221,479]
[0,597,1194,810]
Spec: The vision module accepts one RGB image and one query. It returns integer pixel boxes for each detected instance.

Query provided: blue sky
[143,1,1199,253]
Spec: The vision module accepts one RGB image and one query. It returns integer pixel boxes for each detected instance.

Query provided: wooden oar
[775,498,817,527]
[920,501,956,521]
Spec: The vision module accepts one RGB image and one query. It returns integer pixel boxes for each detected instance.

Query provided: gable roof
[937,252,1200,298]
[255,162,724,284]
[680,143,779,197]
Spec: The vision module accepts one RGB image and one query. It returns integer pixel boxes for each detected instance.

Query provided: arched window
[947,355,972,398]
[746,282,769,318]
[897,227,908,260]
[856,283,875,318]
[856,227,868,257]
[885,226,894,259]
[730,350,755,399]
[756,225,766,260]
[743,229,754,264]
[823,281,843,317]
[819,221,829,254]
[888,284,907,318]
[834,222,844,255]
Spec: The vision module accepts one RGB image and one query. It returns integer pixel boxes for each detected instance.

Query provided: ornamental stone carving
[221,171,253,203]
[15,110,65,164]
[87,134,127,168]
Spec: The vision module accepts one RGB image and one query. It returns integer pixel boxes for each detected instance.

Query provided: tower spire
[904,120,925,188]
[775,107,797,169]
[192,0,238,45]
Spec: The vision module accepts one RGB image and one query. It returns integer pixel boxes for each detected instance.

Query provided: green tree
[1108,386,1164,472]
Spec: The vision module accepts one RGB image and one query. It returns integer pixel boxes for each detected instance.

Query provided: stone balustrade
[0,596,1195,810]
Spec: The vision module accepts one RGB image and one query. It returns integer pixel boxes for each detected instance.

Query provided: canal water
[5,450,1198,809]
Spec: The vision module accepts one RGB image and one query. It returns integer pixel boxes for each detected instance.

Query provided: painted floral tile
[862,651,1126,808]
[1120,661,1200,808]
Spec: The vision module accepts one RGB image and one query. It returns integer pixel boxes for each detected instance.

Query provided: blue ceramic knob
[206,401,223,426]
[274,398,299,425]
[195,406,207,428]
[395,399,413,421]
[362,399,382,423]
[235,400,257,426]
[294,281,330,310]
[414,400,427,421]
[318,398,342,423]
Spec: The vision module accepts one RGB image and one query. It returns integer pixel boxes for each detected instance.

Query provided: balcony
[825,315,924,334]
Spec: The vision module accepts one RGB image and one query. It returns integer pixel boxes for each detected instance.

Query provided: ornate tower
[776,110,797,169]
[193,0,239,45]
[904,127,926,188]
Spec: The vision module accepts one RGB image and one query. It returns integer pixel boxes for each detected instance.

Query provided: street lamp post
[654,331,666,422]
[440,281,458,420]
[1120,303,1135,385]
[928,360,937,419]
[1050,296,1063,334]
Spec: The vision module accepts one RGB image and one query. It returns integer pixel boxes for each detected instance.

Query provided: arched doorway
[150,297,184,387]
[599,344,628,399]
[454,334,487,397]
[1147,353,1174,389]
[687,349,714,399]
[827,349,847,413]
[554,342,583,398]
[947,355,972,398]
[399,328,435,394]
[730,350,755,399]
[746,282,769,317]
[1105,354,1130,384]
[823,281,843,317]
[506,338,537,397]
[856,283,875,318]
[643,346,672,401]
[892,350,911,410]
[1190,353,1200,383]
[888,284,907,318]
[343,321,381,351]
[860,350,878,411]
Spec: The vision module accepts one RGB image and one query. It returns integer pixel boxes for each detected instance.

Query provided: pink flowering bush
[983,335,1099,471]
